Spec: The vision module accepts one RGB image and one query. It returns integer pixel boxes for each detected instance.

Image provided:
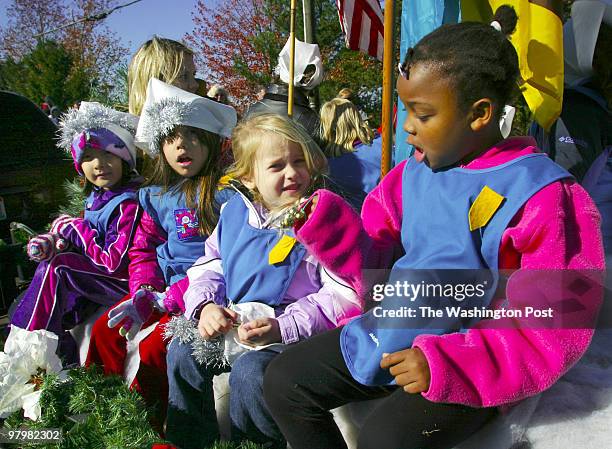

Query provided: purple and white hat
[58,102,139,175]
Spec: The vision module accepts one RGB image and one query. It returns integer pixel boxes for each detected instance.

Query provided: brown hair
[144,126,222,235]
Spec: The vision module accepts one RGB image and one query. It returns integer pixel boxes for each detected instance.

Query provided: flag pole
[288,0,297,117]
[381,0,395,178]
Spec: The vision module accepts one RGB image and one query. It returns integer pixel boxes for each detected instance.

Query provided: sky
[0,0,202,57]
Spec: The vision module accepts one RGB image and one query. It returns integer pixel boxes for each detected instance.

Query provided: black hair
[143,125,223,236]
[400,5,519,118]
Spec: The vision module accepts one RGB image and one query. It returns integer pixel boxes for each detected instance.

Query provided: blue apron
[84,190,137,236]
[218,195,306,306]
[328,136,382,209]
[139,186,233,285]
[341,153,571,386]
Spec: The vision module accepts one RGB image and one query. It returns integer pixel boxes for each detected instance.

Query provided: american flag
[336,0,384,61]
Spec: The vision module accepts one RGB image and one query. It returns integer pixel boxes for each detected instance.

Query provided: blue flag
[394,0,461,164]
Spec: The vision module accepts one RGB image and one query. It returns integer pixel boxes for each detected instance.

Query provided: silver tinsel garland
[138,97,194,157]
[163,316,229,369]
[58,103,137,155]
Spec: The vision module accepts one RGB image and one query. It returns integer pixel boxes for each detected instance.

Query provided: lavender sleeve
[276,257,362,344]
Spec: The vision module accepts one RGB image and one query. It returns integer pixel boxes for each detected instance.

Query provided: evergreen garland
[55,178,87,219]
[3,366,165,449]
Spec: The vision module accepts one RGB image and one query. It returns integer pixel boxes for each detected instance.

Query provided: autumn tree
[0,0,128,106]
[185,0,276,111]
[186,0,384,123]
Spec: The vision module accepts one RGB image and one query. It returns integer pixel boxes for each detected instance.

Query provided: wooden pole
[381,0,395,178]
[288,0,297,117]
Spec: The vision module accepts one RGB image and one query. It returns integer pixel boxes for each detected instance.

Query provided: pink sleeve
[60,199,140,273]
[296,161,406,296]
[164,276,190,315]
[412,179,605,407]
[128,210,167,295]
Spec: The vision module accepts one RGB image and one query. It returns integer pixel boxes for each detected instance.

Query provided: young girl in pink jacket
[263,6,605,449]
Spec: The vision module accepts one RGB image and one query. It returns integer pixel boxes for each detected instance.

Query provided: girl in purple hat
[10,102,142,363]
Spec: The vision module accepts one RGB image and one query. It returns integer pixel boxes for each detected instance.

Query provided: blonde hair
[128,37,194,115]
[320,98,374,157]
[337,88,353,100]
[228,114,328,203]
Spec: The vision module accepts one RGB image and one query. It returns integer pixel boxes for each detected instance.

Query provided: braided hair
[400,5,519,119]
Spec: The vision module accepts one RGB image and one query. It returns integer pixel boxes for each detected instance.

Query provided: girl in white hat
[86,78,237,428]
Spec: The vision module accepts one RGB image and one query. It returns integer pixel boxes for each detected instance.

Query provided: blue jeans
[166,338,284,449]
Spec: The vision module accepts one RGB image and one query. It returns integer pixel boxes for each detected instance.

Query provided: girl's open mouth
[177,155,192,166]
[413,147,425,163]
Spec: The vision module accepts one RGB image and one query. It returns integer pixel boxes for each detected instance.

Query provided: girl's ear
[468,98,495,131]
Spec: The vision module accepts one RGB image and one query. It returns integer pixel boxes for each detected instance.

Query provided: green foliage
[3,366,164,449]
[88,62,129,110]
[0,40,92,109]
[56,178,87,219]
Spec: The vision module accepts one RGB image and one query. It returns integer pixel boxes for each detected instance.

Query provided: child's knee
[167,339,192,372]
[229,352,267,394]
[166,339,209,387]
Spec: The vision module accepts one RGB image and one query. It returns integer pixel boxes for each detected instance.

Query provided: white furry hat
[136,78,237,157]
[277,38,324,90]
[58,102,138,174]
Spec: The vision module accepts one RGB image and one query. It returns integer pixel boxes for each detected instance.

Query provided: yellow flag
[268,234,297,265]
[461,0,564,130]
[469,186,505,231]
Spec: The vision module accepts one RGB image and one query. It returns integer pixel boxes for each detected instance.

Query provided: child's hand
[50,214,80,236]
[107,289,166,340]
[380,348,431,393]
[303,194,318,221]
[237,318,281,346]
[27,233,59,261]
[198,303,239,340]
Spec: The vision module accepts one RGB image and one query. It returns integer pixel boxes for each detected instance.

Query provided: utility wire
[33,0,144,38]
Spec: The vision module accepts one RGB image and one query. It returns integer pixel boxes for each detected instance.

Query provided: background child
[263,7,605,449]
[320,97,381,208]
[164,114,362,449]
[10,102,141,363]
[86,78,237,427]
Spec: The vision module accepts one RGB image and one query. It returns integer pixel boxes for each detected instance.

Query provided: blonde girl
[128,36,199,116]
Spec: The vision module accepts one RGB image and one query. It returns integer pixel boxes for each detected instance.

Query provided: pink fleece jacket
[127,210,189,313]
[296,137,605,407]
